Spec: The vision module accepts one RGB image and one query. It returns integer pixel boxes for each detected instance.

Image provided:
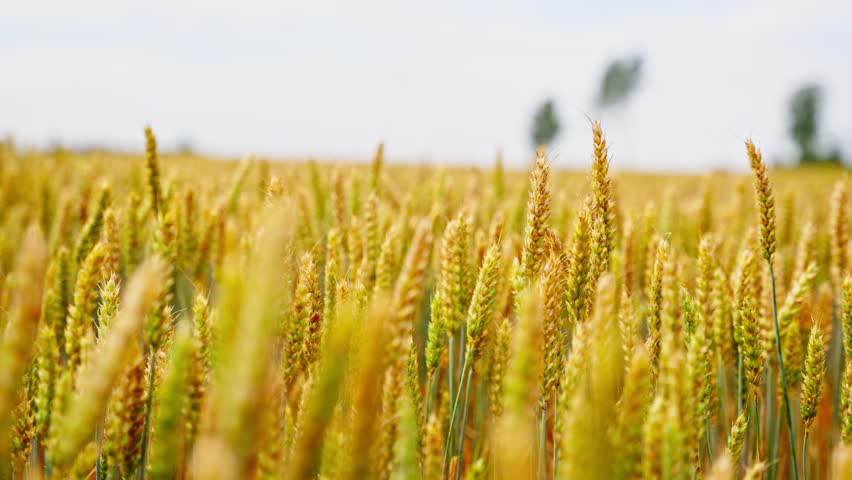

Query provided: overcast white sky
[2,0,851,171]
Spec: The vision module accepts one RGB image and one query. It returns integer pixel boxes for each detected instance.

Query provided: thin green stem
[426,371,440,416]
[491,415,497,480]
[802,430,809,480]
[769,412,781,480]
[551,392,558,480]
[832,299,842,430]
[705,417,713,462]
[538,406,547,480]
[422,373,436,480]
[456,366,474,480]
[448,336,456,452]
[138,351,157,480]
[766,369,777,480]
[473,375,487,459]
[754,398,761,461]
[443,357,469,477]
[737,354,744,416]
[765,367,772,449]
[718,351,729,429]
[457,329,466,444]
[769,263,799,480]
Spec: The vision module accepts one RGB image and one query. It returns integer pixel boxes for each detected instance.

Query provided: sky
[1,0,851,172]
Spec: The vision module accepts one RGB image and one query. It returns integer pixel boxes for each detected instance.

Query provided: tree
[788,84,822,163]
[597,56,643,108]
[530,100,560,148]
[175,138,197,156]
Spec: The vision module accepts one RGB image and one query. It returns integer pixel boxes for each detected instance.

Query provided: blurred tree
[530,100,560,148]
[597,56,643,108]
[49,140,69,161]
[175,138,196,156]
[788,84,823,163]
[0,134,16,155]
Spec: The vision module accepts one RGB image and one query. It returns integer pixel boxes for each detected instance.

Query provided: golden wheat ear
[519,147,551,284]
[746,140,776,263]
[144,125,162,218]
[830,180,848,288]
[50,257,167,472]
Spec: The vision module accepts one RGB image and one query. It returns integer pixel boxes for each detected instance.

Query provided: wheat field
[0,123,849,479]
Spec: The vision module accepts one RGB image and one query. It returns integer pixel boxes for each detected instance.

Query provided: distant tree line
[530,57,845,166]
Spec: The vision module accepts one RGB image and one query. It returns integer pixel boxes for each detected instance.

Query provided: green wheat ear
[801,324,826,431]
[465,244,501,364]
